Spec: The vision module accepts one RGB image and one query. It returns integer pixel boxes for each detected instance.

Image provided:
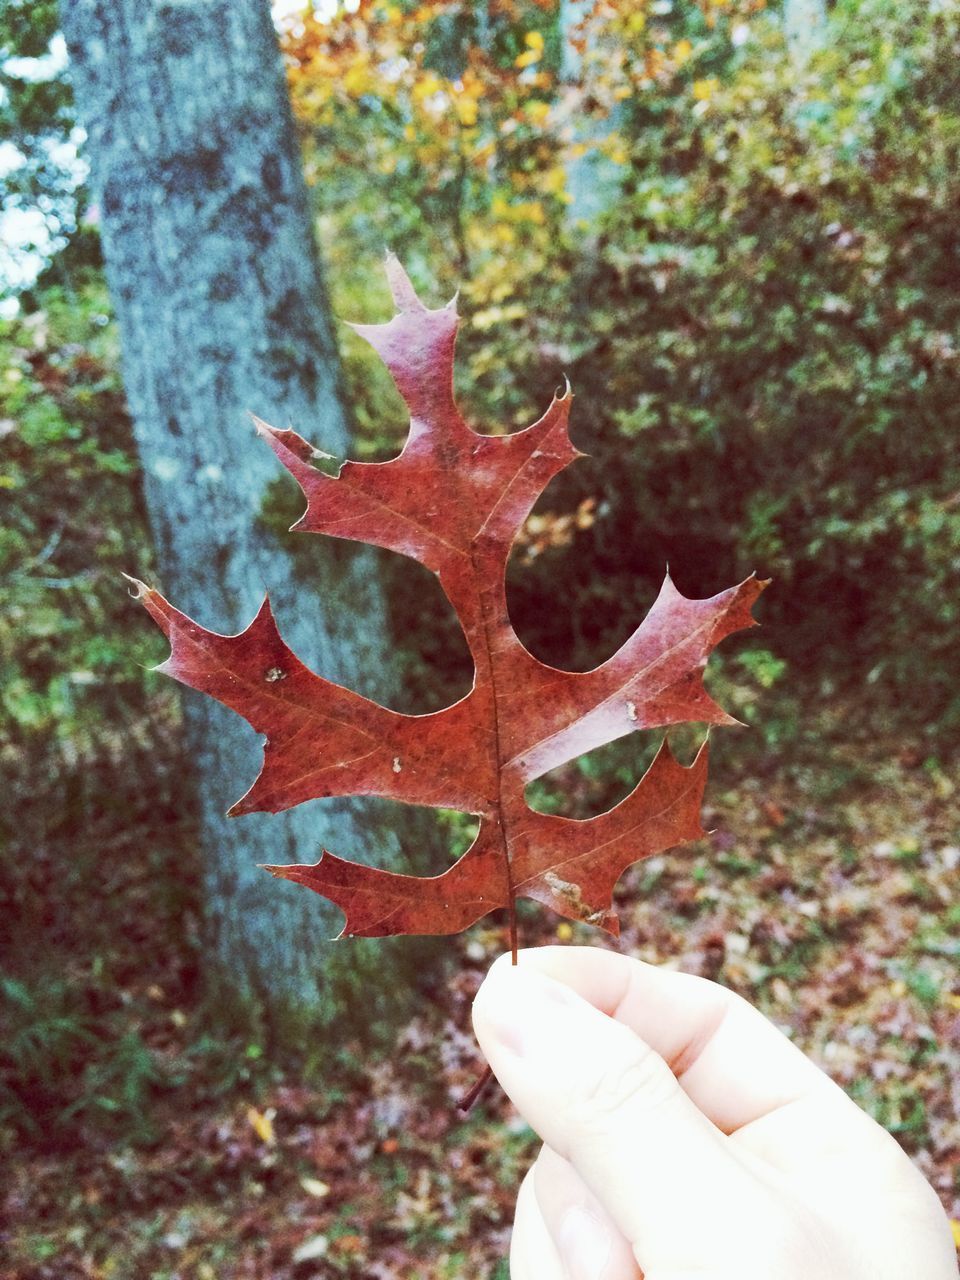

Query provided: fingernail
[557,1205,614,1280]
[482,968,583,1058]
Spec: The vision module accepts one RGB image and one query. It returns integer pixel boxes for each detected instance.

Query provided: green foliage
[592,0,960,733]
[0,972,164,1146]
[850,1070,932,1149]
[0,269,166,769]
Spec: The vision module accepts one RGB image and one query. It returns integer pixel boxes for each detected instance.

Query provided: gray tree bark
[60,0,435,1026]
[559,0,623,227]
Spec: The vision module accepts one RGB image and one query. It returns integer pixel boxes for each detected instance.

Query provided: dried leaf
[246,1106,276,1146]
[300,1176,331,1198]
[131,255,765,942]
[292,1234,329,1263]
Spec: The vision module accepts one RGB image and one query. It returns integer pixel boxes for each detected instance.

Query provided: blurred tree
[58,0,436,1024]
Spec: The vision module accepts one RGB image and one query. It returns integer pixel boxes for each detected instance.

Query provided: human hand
[472,947,958,1280]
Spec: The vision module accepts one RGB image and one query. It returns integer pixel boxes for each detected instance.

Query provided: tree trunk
[559,0,623,227]
[60,0,436,1027]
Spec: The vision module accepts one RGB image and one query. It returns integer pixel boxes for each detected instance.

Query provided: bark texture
[60,0,431,1019]
[559,0,622,226]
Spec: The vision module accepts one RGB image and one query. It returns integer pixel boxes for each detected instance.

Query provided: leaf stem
[464,539,519,962]
[457,1064,493,1113]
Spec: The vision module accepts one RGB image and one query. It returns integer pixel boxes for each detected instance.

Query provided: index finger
[511,946,846,1134]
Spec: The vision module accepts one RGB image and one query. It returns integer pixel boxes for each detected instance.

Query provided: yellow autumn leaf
[472,302,528,332]
[470,142,496,168]
[494,197,546,225]
[455,96,478,127]
[526,100,551,125]
[301,1176,331,1198]
[673,38,693,65]
[525,30,544,51]
[539,165,567,194]
[308,53,340,79]
[342,60,373,97]
[646,48,666,77]
[693,77,719,101]
[412,72,443,103]
[515,49,541,68]
[246,1105,276,1146]
[461,68,486,96]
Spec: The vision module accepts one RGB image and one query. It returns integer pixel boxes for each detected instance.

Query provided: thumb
[473,959,763,1272]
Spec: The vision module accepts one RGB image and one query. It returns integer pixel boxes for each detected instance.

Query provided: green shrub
[0,267,168,772]
[576,0,960,733]
[0,973,163,1146]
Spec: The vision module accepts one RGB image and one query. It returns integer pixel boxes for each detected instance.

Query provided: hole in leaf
[256,471,473,711]
[665,722,710,767]
[380,552,473,714]
[524,725,709,820]
[505,476,606,672]
[525,731,663,820]
[505,468,669,674]
[435,809,481,863]
[322,797,480,876]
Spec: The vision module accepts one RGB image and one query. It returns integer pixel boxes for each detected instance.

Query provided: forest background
[2,0,959,1276]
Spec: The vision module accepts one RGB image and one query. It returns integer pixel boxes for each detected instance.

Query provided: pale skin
[472,947,959,1280]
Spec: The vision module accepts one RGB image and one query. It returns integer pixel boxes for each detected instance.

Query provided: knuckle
[568,1037,676,1139]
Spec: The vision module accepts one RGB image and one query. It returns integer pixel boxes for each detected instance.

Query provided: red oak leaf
[130,255,765,945]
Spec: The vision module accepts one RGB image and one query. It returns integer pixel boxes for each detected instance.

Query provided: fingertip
[473,950,747,1271]
[489,946,842,1134]
[511,1162,568,1280]
[473,962,586,1061]
[535,1147,643,1280]
[471,950,519,1041]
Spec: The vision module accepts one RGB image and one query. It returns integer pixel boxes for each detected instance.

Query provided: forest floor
[2,726,959,1279]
